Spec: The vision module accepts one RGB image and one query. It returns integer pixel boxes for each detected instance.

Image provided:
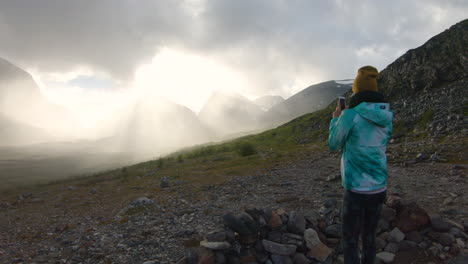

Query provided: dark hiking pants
[342,189,387,264]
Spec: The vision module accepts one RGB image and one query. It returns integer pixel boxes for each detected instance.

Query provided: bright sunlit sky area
[1,0,467,127]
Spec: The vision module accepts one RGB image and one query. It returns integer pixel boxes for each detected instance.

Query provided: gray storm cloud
[0,0,191,81]
[0,0,467,96]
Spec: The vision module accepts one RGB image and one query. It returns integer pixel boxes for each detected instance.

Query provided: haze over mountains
[0,56,353,186]
[0,57,352,149]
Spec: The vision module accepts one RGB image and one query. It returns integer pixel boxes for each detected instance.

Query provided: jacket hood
[353,102,393,127]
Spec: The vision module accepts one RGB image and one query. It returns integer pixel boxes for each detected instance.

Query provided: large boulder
[394,202,430,232]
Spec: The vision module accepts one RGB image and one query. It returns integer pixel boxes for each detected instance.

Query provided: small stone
[304,229,321,248]
[31,198,42,203]
[437,233,455,246]
[381,206,397,222]
[267,211,283,229]
[267,231,283,243]
[431,215,452,232]
[205,231,226,242]
[376,237,387,250]
[160,177,169,188]
[215,252,226,264]
[456,238,465,248]
[378,232,389,241]
[288,211,306,235]
[185,248,199,264]
[223,213,251,236]
[388,228,405,243]
[418,241,430,249]
[428,246,440,256]
[271,254,293,264]
[90,188,97,194]
[399,240,417,251]
[292,252,310,264]
[132,197,154,206]
[142,261,156,264]
[449,227,461,237]
[255,252,269,263]
[262,239,297,256]
[443,197,454,205]
[307,242,331,262]
[326,174,340,182]
[323,198,337,208]
[376,252,395,263]
[430,153,440,161]
[385,195,402,210]
[415,153,427,162]
[198,247,215,264]
[440,208,459,216]
[239,212,259,234]
[200,240,231,250]
[448,254,468,264]
[282,232,303,247]
[377,219,390,233]
[324,224,342,238]
[384,242,399,253]
[446,219,465,231]
[406,231,423,243]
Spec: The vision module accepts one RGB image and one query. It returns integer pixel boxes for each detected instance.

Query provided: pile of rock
[376,194,467,263]
[179,194,467,264]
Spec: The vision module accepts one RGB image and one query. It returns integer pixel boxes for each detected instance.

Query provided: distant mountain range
[198,80,352,137]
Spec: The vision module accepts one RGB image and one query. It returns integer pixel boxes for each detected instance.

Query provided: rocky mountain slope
[274,19,467,164]
[379,19,467,142]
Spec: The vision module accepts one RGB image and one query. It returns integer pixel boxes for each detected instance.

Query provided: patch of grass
[236,142,257,156]
[157,158,164,169]
[123,205,152,216]
[418,108,435,128]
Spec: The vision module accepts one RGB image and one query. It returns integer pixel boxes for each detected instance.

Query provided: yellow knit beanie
[352,66,379,94]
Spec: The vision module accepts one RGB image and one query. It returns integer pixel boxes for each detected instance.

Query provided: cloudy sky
[0,0,467,117]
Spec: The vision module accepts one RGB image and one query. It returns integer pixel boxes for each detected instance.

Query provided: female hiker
[328,66,393,264]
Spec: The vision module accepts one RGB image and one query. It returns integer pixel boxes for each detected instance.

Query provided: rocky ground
[0,151,467,264]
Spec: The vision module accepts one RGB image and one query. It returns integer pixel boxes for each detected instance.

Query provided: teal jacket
[329,102,393,191]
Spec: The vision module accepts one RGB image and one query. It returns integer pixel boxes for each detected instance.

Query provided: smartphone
[338,96,346,110]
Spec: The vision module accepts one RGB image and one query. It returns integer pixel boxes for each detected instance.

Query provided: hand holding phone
[338,96,346,110]
[333,97,345,118]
